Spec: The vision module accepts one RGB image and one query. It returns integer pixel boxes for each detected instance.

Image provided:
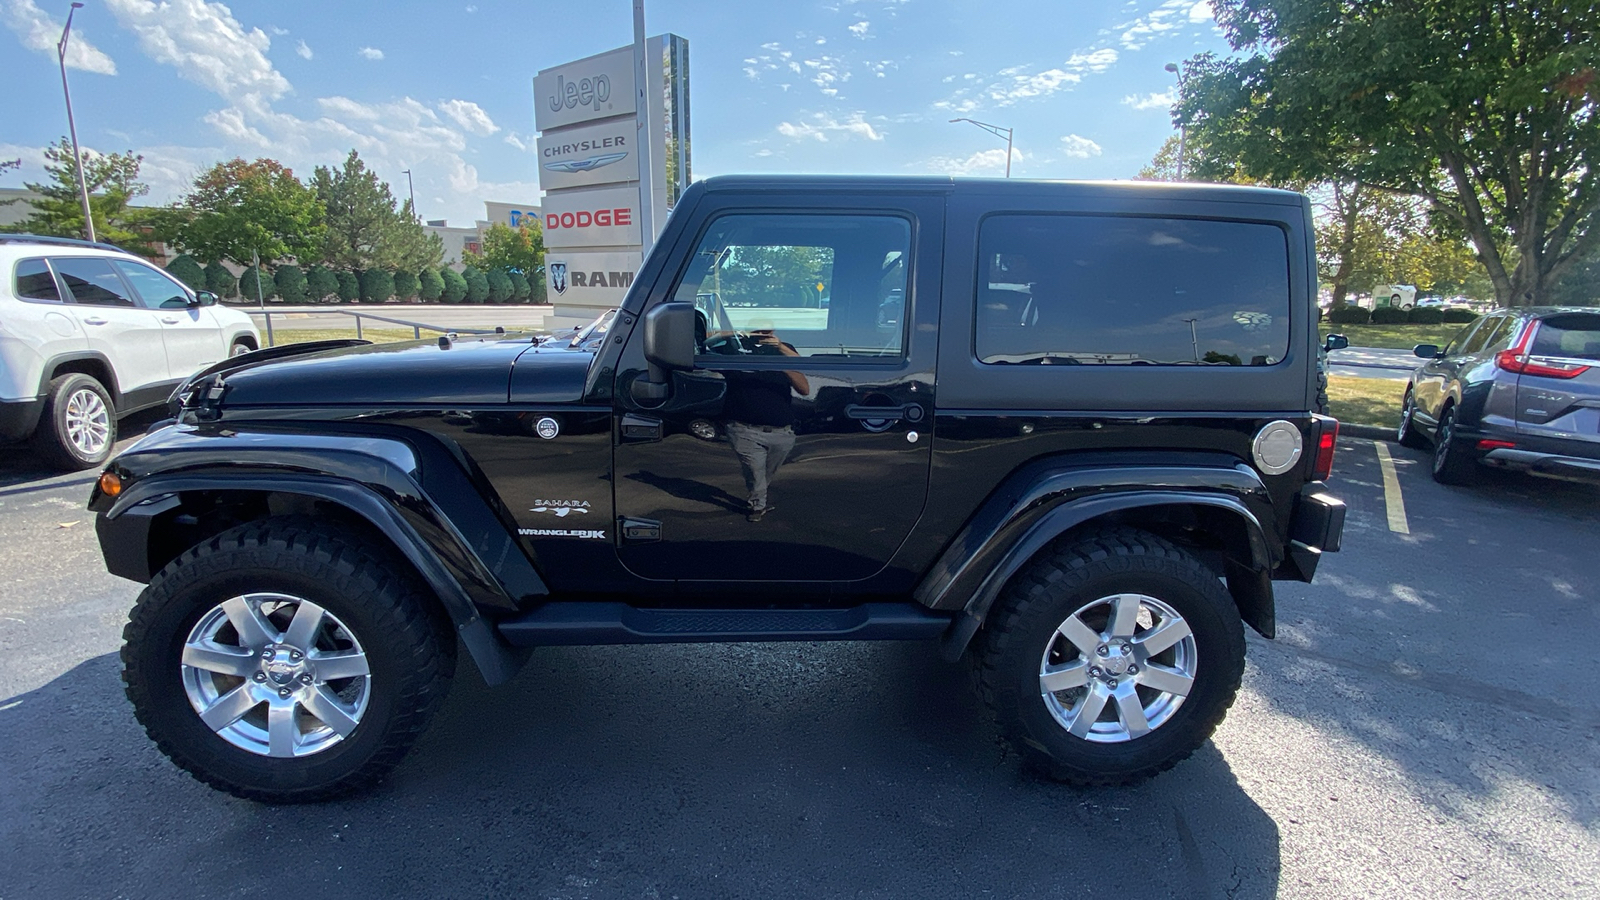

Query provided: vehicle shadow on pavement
[0,645,1281,900]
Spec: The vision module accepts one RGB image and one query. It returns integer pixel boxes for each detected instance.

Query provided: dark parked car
[91,176,1345,802]
[1398,307,1600,484]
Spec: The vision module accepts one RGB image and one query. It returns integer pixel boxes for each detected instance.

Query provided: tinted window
[1480,317,1519,353]
[113,260,191,309]
[1531,313,1600,361]
[974,215,1291,366]
[1441,318,1482,355]
[670,214,911,360]
[14,258,61,302]
[51,257,137,307]
[1457,317,1501,355]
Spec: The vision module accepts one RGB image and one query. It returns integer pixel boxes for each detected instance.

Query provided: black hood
[207,335,594,408]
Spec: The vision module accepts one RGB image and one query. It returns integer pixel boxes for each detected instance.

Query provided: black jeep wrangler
[92,176,1345,802]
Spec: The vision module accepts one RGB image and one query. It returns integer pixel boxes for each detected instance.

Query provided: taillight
[1312,417,1338,480]
[1477,439,1516,450]
[1493,350,1590,378]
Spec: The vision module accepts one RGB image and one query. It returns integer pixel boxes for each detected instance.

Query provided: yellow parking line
[1373,440,1410,534]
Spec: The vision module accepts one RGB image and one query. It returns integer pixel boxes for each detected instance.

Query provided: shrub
[305,265,339,302]
[393,269,420,302]
[238,265,275,302]
[203,261,237,298]
[358,268,394,303]
[509,271,531,303]
[440,267,468,304]
[335,270,360,304]
[1369,306,1410,324]
[486,267,513,304]
[165,255,207,292]
[462,266,490,304]
[274,264,308,304]
[1442,307,1478,323]
[1327,305,1371,324]
[418,268,444,302]
[1407,305,1444,324]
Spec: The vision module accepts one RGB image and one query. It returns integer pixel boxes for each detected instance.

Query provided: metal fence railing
[245,308,512,347]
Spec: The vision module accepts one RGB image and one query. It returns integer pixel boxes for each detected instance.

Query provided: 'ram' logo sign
[549,263,567,295]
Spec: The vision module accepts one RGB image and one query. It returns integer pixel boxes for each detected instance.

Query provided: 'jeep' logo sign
[548,74,611,113]
[534,48,637,131]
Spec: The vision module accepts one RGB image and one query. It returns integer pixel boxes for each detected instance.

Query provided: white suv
[1,236,259,470]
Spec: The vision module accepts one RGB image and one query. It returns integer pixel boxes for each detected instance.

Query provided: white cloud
[1189,0,1214,22]
[924,146,1023,176]
[1122,90,1175,110]
[3,0,118,74]
[848,20,870,38]
[268,25,287,36]
[776,111,883,142]
[935,46,1120,111]
[503,132,528,151]
[438,99,498,136]
[1060,134,1103,158]
[358,46,383,60]
[105,0,287,102]
[295,39,312,60]
[1115,0,1213,50]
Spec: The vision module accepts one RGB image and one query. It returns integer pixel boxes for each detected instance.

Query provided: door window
[113,260,192,309]
[51,257,138,307]
[669,214,912,360]
[1456,317,1502,356]
[973,215,1291,366]
[13,258,62,302]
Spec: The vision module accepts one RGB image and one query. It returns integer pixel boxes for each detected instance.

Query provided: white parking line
[1373,440,1410,534]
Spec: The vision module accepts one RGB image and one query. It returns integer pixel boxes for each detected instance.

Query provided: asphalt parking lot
[1,430,1597,899]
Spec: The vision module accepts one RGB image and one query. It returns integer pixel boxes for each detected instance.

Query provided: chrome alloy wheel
[181,593,371,758]
[63,388,110,457]
[1039,593,1198,743]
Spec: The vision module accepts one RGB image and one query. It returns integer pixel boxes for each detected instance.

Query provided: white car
[1,236,259,470]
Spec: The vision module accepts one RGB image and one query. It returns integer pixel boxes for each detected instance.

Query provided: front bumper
[1276,484,1346,583]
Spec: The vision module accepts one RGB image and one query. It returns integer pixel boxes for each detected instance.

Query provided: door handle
[161,316,181,324]
[83,317,108,326]
[844,403,925,423]
[619,413,663,443]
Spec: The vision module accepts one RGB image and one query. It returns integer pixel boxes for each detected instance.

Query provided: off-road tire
[32,372,116,470]
[121,517,455,803]
[1430,405,1477,485]
[1397,387,1429,450]
[975,528,1245,786]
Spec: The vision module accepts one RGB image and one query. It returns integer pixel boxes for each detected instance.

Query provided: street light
[949,117,1014,178]
[1164,62,1187,181]
[400,168,416,219]
[58,2,95,243]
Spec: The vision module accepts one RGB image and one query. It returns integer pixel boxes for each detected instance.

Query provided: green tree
[440,266,468,304]
[171,158,324,267]
[3,137,153,248]
[1180,2,1600,305]
[461,221,545,274]
[1135,135,1185,182]
[238,265,276,303]
[418,267,444,302]
[462,266,490,304]
[358,268,394,303]
[393,269,420,302]
[312,150,443,272]
[509,270,531,303]
[274,264,309,304]
[485,267,513,304]
[335,270,360,303]
[204,262,237,298]
[306,265,339,302]
[165,255,207,292]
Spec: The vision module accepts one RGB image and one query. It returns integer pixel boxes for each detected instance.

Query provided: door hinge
[620,517,662,543]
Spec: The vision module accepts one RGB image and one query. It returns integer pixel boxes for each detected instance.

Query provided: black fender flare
[39,350,122,404]
[915,463,1277,661]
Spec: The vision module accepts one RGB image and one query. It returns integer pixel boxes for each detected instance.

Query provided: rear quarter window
[974,214,1291,367]
[1531,313,1600,361]
[13,258,62,302]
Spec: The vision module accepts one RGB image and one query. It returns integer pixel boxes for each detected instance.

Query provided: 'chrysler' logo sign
[544,152,628,174]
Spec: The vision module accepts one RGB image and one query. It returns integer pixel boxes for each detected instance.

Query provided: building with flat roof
[424,201,541,268]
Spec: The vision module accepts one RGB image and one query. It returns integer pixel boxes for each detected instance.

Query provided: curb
[1340,423,1395,441]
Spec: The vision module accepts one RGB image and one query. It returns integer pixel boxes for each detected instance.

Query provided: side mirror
[1413,343,1441,359]
[1323,333,1349,352]
[190,290,219,308]
[633,301,696,403]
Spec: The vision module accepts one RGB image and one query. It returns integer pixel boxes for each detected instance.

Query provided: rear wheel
[1430,405,1477,485]
[1397,387,1429,449]
[230,340,255,357]
[32,372,116,470]
[121,518,454,802]
[975,528,1245,785]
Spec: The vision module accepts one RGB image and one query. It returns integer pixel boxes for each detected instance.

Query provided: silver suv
[1,235,259,469]
[1398,307,1600,484]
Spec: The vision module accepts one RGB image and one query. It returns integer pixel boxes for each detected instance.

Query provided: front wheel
[975,528,1244,785]
[1430,406,1477,485]
[121,518,455,802]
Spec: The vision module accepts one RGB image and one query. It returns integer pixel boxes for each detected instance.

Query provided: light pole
[400,169,416,219]
[58,2,95,243]
[949,117,1014,177]
[1164,62,1187,181]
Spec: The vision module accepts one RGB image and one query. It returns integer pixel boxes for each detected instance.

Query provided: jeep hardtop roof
[696,174,1307,206]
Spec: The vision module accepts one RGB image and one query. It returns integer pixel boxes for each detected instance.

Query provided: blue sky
[2,0,1229,227]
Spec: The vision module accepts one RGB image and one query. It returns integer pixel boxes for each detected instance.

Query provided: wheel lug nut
[289,650,302,661]
[278,688,291,698]
[1089,666,1102,677]
[252,672,266,682]
[1106,679,1118,689]
[299,673,313,684]
[1128,664,1139,674]
[1097,645,1109,656]
[261,648,275,659]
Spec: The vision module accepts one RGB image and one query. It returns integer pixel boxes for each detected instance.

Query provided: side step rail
[498,602,954,647]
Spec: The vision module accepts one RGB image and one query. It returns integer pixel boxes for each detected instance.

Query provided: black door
[614,198,942,585]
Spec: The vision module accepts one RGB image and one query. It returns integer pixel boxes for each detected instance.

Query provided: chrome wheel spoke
[198,684,261,731]
[181,644,257,677]
[281,600,325,650]
[312,649,369,681]
[1056,615,1103,658]
[301,685,360,737]
[1136,663,1194,697]
[267,702,298,758]
[1113,687,1152,738]
[1135,618,1192,657]
[1108,593,1141,638]
[1040,661,1089,693]
[221,596,278,649]
[1066,684,1110,738]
